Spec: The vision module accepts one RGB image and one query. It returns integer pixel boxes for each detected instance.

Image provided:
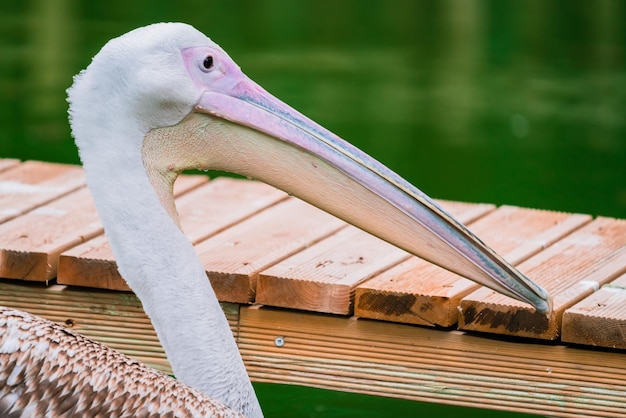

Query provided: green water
[255,383,535,417]
[2,0,624,416]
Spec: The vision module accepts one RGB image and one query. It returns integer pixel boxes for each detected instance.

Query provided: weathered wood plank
[57,178,286,290]
[562,272,626,349]
[238,306,626,418]
[256,226,409,315]
[0,161,85,224]
[355,206,591,327]
[459,217,626,340]
[178,178,287,244]
[0,175,206,282]
[195,198,346,304]
[0,188,101,281]
[57,235,127,290]
[257,201,494,315]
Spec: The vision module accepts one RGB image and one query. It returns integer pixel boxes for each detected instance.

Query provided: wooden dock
[1,160,625,417]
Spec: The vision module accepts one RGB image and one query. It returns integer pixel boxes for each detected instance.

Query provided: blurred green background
[1,0,624,416]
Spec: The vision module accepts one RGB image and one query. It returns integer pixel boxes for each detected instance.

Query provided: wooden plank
[256,226,409,315]
[57,235,125,289]
[459,217,626,340]
[0,188,101,281]
[171,173,210,194]
[562,272,626,349]
[257,201,494,315]
[0,160,85,224]
[0,279,240,375]
[177,178,287,244]
[355,206,591,327]
[195,198,347,304]
[57,178,286,290]
[0,174,206,282]
[0,159,20,173]
[238,306,626,418]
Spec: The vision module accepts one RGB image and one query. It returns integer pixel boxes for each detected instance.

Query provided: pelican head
[69,23,551,314]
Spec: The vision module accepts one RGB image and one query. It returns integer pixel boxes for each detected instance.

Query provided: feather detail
[0,307,243,418]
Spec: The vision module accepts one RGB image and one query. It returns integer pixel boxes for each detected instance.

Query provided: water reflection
[1,0,624,219]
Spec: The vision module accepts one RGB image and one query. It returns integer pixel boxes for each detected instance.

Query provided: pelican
[2,23,550,417]
[0,307,241,417]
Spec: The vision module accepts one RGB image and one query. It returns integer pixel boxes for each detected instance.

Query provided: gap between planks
[256,200,495,315]
[0,171,205,281]
[355,206,591,328]
[562,272,626,349]
[57,177,288,290]
[0,161,85,224]
[459,216,626,340]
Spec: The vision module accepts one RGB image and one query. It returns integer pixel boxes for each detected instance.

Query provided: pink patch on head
[181,46,247,95]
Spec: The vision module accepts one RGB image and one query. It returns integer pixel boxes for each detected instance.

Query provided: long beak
[185,71,551,314]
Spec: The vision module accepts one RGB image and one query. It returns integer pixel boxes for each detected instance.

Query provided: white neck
[78,126,262,417]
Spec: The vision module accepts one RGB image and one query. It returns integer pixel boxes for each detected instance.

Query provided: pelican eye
[202,55,214,71]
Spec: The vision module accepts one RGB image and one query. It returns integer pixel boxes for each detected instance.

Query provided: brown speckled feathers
[0,307,243,417]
